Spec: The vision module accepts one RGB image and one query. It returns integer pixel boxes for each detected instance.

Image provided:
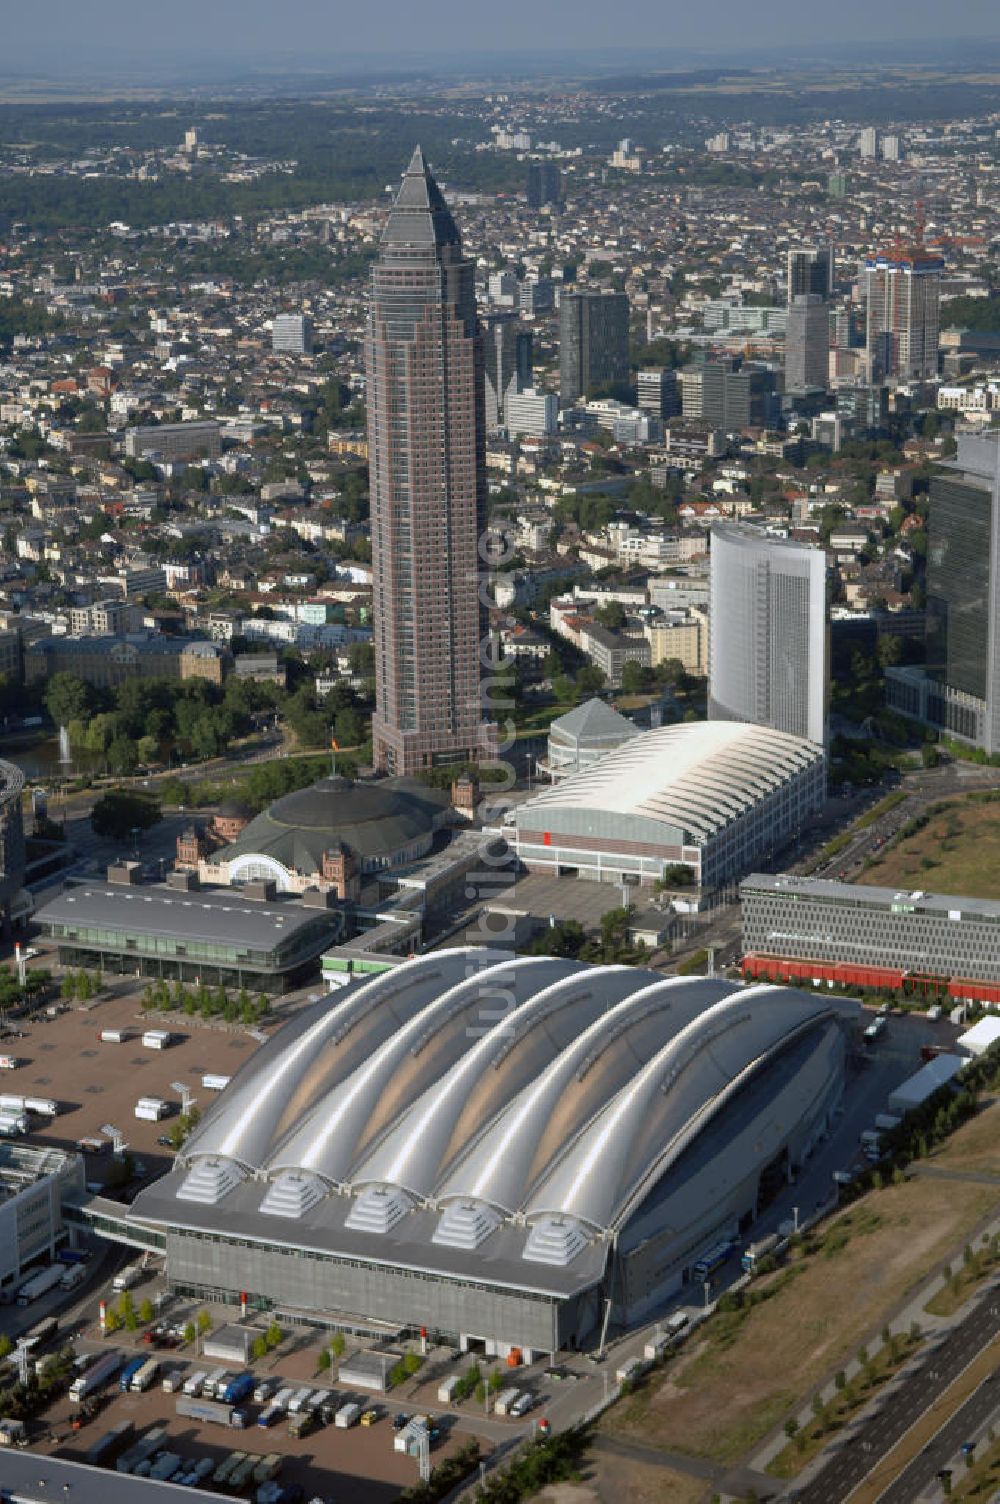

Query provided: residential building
[785,294,829,392]
[559,290,630,403]
[366,148,488,775]
[709,522,828,747]
[859,126,879,159]
[579,623,650,689]
[644,612,708,675]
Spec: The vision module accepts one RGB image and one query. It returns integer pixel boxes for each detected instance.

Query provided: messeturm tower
[366,147,487,774]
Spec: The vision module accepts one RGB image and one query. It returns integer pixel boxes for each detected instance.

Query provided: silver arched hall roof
[146,953,844,1279]
[510,721,824,843]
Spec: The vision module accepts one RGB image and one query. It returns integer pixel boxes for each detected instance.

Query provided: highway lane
[876,1369,1000,1504]
[792,1290,1000,1504]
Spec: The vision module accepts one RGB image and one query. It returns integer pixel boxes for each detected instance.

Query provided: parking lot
[1,980,270,1184]
[33,1348,498,1503]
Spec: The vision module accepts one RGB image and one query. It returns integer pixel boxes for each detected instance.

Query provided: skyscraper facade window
[709,522,828,748]
[366,148,488,775]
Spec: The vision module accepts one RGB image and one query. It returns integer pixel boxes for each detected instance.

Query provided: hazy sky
[4,0,998,70]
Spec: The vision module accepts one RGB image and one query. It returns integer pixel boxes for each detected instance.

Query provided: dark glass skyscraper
[559,290,630,403]
[366,148,487,775]
[925,432,1000,752]
[526,161,564,209]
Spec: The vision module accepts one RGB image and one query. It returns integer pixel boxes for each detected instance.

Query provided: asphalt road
[792,1290,1000,1504]
[877,1367,1000,1504]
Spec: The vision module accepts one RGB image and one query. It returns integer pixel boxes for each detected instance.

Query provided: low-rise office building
[34,880,343,994]
[0,1142,85,1296]
[742,872,1000,1003]
[124,420,222,461]
[24,635,229,689]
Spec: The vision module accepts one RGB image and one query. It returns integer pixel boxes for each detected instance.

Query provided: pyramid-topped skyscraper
[366,148,488,775]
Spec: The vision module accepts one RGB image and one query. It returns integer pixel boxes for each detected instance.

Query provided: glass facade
[927,474,992,702]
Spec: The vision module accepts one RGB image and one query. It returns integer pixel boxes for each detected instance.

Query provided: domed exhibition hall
[203,775,451,895]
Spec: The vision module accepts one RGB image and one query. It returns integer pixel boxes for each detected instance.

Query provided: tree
[251,1334,267,1360]
[265,1319,282,1350]
[90,789,162,841]
[316,1347,331,1372]
[45,671,92,728]
[330,1331,345,1359]
[196,1309,212,1336]
[139,1298,154,1325]
[104,1307,122,1334]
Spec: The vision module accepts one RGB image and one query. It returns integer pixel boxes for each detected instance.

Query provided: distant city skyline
[3,2,998,74]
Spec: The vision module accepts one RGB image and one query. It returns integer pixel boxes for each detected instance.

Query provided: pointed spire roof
[381,145,461,252]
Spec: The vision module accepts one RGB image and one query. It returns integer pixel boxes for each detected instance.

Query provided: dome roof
[218,776,449,876]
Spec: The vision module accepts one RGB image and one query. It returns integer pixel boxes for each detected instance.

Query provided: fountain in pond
[58,726,72,767]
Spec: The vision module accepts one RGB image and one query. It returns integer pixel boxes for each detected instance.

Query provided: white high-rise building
[709,522,828,748]
[271,314,314,355]
[859,126,879,159]
[506,387,558,437]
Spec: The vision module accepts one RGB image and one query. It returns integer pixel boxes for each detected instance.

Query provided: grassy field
[862,796,1000,898]
[927,1096,1000,1175]
[599,1178,999,1465]
[537,1458,708,1504]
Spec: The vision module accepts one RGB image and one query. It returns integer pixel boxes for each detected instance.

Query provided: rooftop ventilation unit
[432,1199,502,1251]
[522,1215,590,1267]
[176,1157,245,1205]
[344,1184,412,1234]
[259,1169,328,1220]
